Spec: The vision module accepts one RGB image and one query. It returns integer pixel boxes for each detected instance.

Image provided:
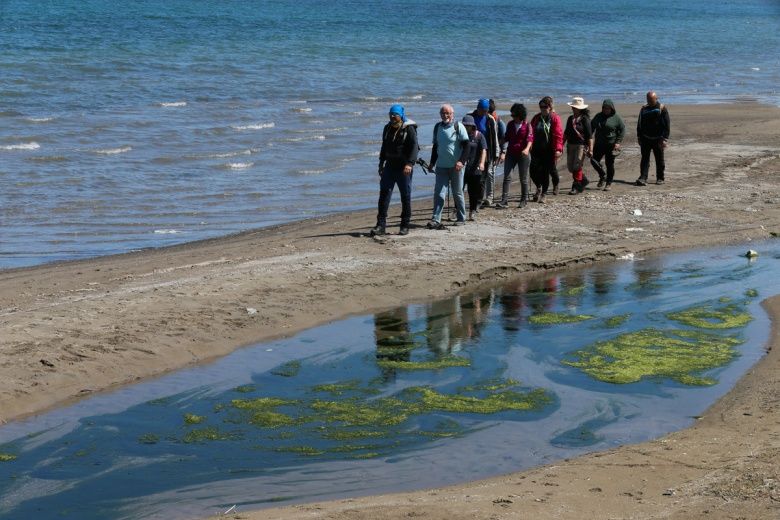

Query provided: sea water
[1,0,779,268]
[0,242,778,519]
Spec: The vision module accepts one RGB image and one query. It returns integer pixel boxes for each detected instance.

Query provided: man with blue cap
[470,98,503,208]
[372,104,418,236]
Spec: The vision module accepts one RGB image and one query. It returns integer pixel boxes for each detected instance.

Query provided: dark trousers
[376,164,412,228]
[592,143,617,184]
[530,151,559,194]
[464,172,483,212]
[639,138,665,181]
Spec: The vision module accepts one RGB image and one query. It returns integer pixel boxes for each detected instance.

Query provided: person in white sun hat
[563,96,594,195]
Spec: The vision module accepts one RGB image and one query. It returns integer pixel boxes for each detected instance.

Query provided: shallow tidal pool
[1,242,779,519]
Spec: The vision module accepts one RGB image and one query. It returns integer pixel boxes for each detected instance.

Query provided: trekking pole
[446,182,451,221]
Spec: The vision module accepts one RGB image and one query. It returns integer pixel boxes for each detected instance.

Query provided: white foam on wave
[299,169,327,175]
[207,149,253,159]
[1,142,40,151]
[278,135,326,143]
[154,229,180,234]
[292,107,312,113]
[27,117,54,123]
[751,67,761,71]
[226,162,254,170]
[231,122,275,131]
[158,101,187,108]
[95,146,132,155]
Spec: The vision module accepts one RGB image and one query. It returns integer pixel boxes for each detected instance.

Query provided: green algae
[271,360,301,377]
[563,328,742,385]
[667,302,753,329]
[0,453,17,462]
[183,413,205,425]
[528,312,595,325]
[406,387,553,414]
[231,397,298,428]
[376,356,470,371]
[138,433,160,445]
[233,384,256,393]
[310,398,410,427]
[601,313,631,328]
[562,285,586,296]
[326,443,382,453]
[273,446,324,456]
[459,378,521,392]
[182,427,236,443]
[311,380,379,396]
[321,429,388,441]
[745,288,759,298]
[348,452,380,459]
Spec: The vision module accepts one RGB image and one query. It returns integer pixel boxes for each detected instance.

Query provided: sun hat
[461,115,476,127]
[566,97,588,109]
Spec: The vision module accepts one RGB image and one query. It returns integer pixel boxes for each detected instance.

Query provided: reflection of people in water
[522,276,558,322]
[631,257,664,295]
[425,292,492,354]
[374,307,413,366]
[499,279,527,331]
[590,269,616,305]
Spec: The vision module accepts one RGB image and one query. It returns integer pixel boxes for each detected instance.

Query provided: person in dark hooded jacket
[372,104,418,236]
[590,99,625,190]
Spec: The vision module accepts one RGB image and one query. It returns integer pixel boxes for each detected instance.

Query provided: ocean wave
[231,122,275,131]
[29,155,69,163]
[224,162,254,170]
[26,117,54,123]
[0,110,23,117]
[1,142,40,151]
[277,135,326,142]
[298,169,327,175]
[292,127,345,133]
[201,149,253,159]
[158,101,187,107]
[94,146,132,155]
[154,229,180,234]
[291,107,312,113]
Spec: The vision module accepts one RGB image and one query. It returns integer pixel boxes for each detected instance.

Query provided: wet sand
[1,103,779,519]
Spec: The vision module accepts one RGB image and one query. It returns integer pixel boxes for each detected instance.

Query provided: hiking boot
[454,220,465,226]
[432,221,446,230]
[656,179,665,185]
[480,200,492,209]
[579,177,590,191]
[635,178,647,186]
[597,178,605,188]
[552,184,559,195]
[495,201,508,209]
[398,227,409,236]
[369,226,386,236]
[603,183,612,192]
[518,199,528,208]
[468,211,475,221]
[532,188,541,202]
[568,188,578,195]
[538,192,546,204]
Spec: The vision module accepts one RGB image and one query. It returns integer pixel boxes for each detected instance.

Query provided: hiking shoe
[568,188,578,195]
[603,183,612,192]
[597,179,605,188]
[454,220,465,226]
[518,199,528,208]
[480,200,492,209]
[431,221,446,230]
[538,193,546,204]
[532,188,541,202]
[552,184,559,195]
[656,179,665,185]
[580,177,590,190]
[468,211,475,221]
[495,201,508,209]
[635,178,647,186]
[369,226,386,236]
[398,227,409,236]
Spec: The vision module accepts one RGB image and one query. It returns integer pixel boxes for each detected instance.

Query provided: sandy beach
[1,103,779,519]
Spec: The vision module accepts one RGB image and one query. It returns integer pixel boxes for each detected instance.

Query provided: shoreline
[1,102,780,518]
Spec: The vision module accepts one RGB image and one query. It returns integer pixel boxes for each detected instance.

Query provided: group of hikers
[371,91,671,237]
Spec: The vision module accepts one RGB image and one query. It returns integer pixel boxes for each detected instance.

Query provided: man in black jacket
[372,104,419,236]
[636,91,671,186]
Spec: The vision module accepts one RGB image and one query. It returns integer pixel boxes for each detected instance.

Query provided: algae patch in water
[745,288,759,298]
[601,313,631,328]
[271,360,301,377]
[407,387,553,414]
[182,427,237,443]
[376,356,470,371]
[528,312,595,325]
[183,413,205,424]
[563,328,742,385]
[0,453,17,462]
[233,384,256,393]
[667,301,752,329]
[231,397,298,428]
[310,398,410,427]
[138,434,159,445]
